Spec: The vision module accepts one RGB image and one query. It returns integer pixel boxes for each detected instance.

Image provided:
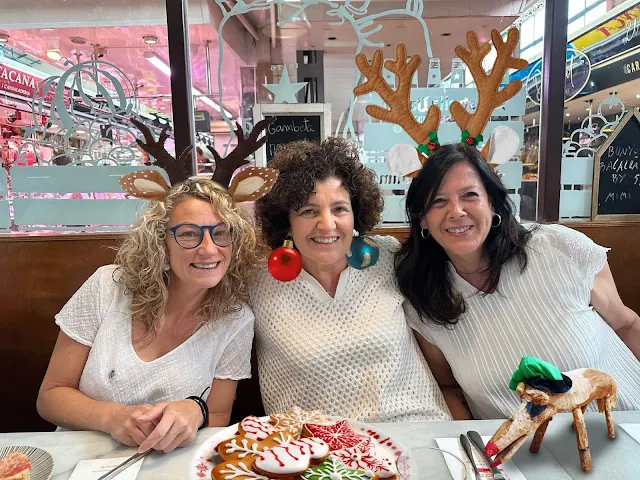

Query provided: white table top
[1,411,639,479]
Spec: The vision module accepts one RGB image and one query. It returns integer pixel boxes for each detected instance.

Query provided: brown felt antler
[130,117,191,184]
[450,28,529,143]
[207,117,276,188]
[354,44,440,146]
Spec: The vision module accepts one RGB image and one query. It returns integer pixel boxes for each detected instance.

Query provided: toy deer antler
[207,117,276,188]
[130,117,191,184]
[450,28,529,152]
[120,117,279,203]
[354,44,441,146]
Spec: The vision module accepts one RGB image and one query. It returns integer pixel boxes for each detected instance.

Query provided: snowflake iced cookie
[217,431,293,462]
[300,455,380,480]
[212,459,278,480]
[332,439,397,479]
[269,406,329,438]
[253,437,330,478]
[239,415,278,441]
[302,420,370,451]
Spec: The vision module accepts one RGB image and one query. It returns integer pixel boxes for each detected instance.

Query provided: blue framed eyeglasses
[167,222,233,249]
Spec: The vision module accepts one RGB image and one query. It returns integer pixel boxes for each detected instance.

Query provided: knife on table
[467,430,505,480]
[96,451,147,480]
[459,434,483,480]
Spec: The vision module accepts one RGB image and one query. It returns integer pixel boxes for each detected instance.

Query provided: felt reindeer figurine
[353,28,528,177]
[484,356,617,473]
[119,117,279,202]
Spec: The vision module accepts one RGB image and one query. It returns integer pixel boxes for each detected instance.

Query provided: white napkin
[619,424,640,444]
[435,437,526,480]
[68,456,144,480]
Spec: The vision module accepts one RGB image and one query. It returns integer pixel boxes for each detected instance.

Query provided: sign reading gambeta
[0,62,71,104]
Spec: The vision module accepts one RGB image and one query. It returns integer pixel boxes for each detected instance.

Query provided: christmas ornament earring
[268,235,303,282]
[346,230,379,270]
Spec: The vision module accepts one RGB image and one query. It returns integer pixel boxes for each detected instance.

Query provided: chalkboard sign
[592,108,640,221]
[253,103,331,166]
[264,115,322,161]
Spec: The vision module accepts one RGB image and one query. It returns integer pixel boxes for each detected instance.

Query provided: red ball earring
[268,235,302,282]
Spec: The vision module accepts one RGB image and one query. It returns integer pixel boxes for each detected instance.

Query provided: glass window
[569,0,586,20]
[568,17,586,36]
[520,18,535,48]
[1,0,176,233]
[584,3,608,26]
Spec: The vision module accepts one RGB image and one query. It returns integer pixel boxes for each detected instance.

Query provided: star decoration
[263,66,307,103]
[301,455,375,480]
[303,420,369,451]
[332,439,397,478]
[454,73,461,80]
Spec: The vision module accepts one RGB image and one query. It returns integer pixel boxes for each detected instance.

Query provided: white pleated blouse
[408,224,640,419]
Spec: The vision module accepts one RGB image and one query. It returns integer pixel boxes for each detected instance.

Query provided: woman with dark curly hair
[396,144,640,420]
[37,178,264,452]
[251,137,454,423]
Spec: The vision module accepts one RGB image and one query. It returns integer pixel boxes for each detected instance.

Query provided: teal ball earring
[346,230,379,270]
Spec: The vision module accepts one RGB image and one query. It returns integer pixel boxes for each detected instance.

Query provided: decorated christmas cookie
[212,459,277,480]
[303,420,370,451]
[332,439,397,479]
[253,437,330,478]
[217,432,286,462]
[269,406,328,438]
[301,455,379,480]
[239,415,278,441]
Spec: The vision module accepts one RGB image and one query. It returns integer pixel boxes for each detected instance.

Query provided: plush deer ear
[229,166,279,202]
[119,169,171,200]
[386,144,425,178]
[483,125,521,167]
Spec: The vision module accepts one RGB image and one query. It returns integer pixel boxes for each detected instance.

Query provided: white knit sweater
[408,224,640,419]
[250,235,452,423]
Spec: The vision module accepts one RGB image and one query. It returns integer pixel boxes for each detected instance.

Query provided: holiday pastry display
[484,356,617,473]
[0,452,31,480]
[204,406,400,480]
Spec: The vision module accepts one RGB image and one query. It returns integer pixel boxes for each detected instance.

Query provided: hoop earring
[420,228,430,239]
[492,214,502,228]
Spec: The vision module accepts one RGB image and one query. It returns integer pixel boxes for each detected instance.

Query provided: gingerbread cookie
[300,455,380,480]
[269,406,328,439]
[239,416,278,441]
[253,437,330,478]
[212,459,277,480]
[302,420,370,451]
[332,439,397,479]
[217,433,283,462]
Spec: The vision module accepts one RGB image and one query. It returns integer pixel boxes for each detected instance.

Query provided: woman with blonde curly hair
[37,178,264,453]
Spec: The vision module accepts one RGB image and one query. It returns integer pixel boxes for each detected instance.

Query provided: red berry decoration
[428,142,436,150]
[465,136,475,145]
[268,239,302,282]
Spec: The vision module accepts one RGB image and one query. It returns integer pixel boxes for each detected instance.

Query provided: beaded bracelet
[187,386,210,430]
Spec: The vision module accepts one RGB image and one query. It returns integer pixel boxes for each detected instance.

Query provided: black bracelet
[187,386,210,430]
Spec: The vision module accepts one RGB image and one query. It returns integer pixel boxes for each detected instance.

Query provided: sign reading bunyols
[592,108,640,221]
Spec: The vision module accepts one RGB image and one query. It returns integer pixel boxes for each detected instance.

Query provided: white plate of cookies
[189,406,411,479]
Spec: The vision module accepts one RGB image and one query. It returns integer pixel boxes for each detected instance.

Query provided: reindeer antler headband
[119,117,279,202]
[353,28,529,177]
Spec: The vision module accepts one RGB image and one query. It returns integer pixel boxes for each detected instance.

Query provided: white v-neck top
[408,224,640,419]
[250,235,451,423]
[55,265,254,407]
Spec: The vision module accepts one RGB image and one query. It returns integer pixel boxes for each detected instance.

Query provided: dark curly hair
[255,137,384,250]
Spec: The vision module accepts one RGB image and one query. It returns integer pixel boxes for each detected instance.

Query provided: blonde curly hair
[114,177,265,337]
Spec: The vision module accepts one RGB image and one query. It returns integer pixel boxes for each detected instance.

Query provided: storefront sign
[573,6,640,51]
[0,62,71,105]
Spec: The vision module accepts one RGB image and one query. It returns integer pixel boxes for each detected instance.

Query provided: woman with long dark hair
[396,143,640,419]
